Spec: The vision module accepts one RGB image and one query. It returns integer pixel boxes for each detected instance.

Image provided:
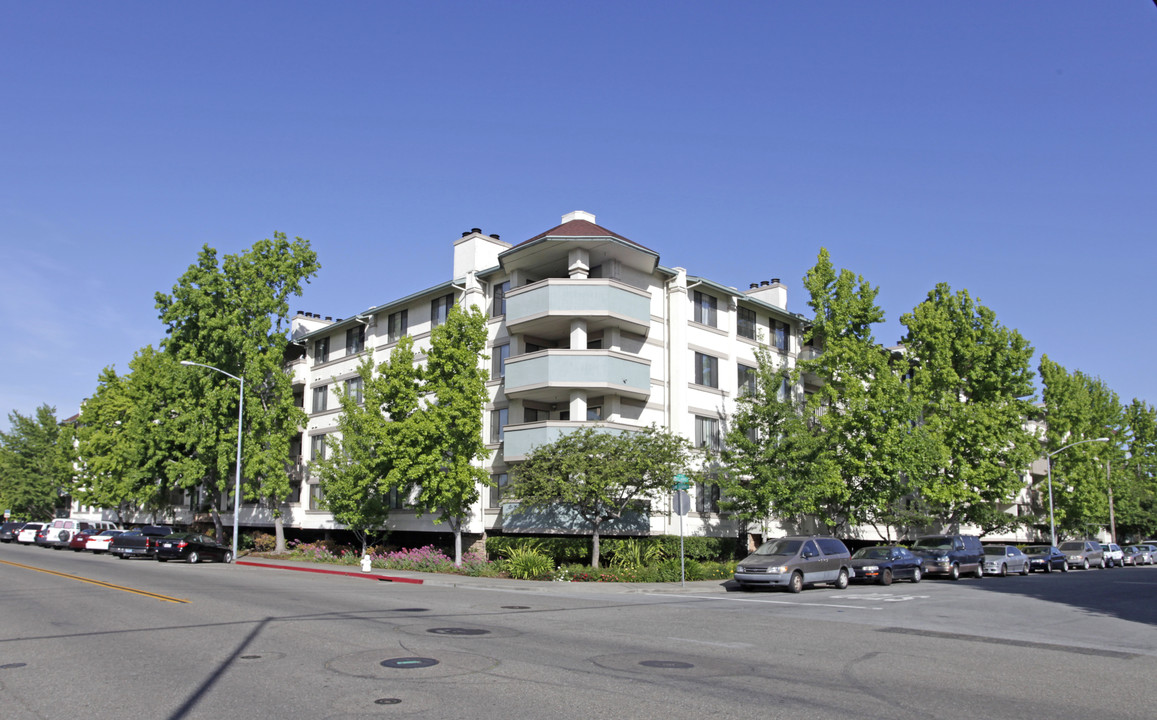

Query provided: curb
[236,560,423,584]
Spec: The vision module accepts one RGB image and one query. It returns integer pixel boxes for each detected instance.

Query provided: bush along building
[274,211,806,548]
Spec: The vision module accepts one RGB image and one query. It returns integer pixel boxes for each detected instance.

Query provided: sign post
[672,474,692,586]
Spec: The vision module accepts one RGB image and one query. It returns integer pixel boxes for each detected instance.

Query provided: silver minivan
[734,536,852,593]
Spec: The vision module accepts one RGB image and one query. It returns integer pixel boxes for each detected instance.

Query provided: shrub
[608,537,667,569]
[504,548,554,580]
[251,532,276,552]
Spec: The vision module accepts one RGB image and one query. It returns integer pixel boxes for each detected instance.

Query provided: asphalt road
[2,542,1156,720]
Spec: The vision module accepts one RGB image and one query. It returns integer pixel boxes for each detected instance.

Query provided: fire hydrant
[361,553,372,573]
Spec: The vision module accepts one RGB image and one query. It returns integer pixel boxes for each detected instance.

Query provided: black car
[109,525,174,559]
[849,545,924,585]
[909,534,985,580]
[0,521,25,543]
[154,532,233,564]
[1023,545,1069,573]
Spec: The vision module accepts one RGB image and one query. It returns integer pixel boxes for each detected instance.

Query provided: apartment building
[280,211,806,542]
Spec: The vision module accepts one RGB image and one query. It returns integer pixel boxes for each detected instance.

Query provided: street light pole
[1046,437,1109,548]
[180,360,244,562]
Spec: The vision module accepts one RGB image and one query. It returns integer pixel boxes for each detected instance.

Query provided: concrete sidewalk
[234,553,735,595]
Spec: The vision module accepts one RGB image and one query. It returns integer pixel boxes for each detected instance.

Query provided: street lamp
[1046,437,1109,548]
[180,360,244,562]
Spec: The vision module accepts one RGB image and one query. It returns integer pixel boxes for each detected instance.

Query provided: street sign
[672,490,690,516]
[673,473,692,491]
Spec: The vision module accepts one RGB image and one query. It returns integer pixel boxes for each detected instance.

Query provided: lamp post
[180,360,244,562]
[1046,437,1109,548]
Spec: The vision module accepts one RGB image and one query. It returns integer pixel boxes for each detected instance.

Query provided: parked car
[1101,542,1124,568]
[109,526,174,559]
[154,532,234,564]
[1059,540,1105,570]
[0,521,26,542]
[983,545,1031,576]
[68,528,100,551]
[1123,546,1153,566]
[909,534,985,580]
[85,529,126,554]
[1137,544,1157,561]
[34,525,54,547]
[43,518,96,549]
[16,522,45,544]
[1023,545,1068,573]
[734,536,852,593]
[849,545,923,584]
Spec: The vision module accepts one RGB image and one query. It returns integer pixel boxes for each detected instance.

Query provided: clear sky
[2,2,1155,430]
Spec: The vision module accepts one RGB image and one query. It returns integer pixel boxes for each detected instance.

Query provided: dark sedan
[0,521,26,543]
[849,545,924,585]
[1023,545,1068,573]
[154,533,233,564]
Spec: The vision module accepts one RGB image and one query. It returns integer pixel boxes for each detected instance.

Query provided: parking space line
[0,559,190,604]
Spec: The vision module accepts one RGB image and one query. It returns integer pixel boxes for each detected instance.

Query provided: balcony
[505,278,651,339]
[504,349,651,404]
[502,421,640,462]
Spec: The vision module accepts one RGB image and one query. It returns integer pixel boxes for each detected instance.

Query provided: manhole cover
[501,605,530,609]
[0,663,27,670]
[639,660,694,669]
[427,627,491,636]
[380,657,439,669]
[374,698,402,705]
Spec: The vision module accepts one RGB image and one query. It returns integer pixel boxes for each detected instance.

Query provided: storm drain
[374,698,402,705]
[380,657,439,669]
[427,627,491,636]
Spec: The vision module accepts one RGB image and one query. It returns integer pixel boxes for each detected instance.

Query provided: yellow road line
[0,559,190,604]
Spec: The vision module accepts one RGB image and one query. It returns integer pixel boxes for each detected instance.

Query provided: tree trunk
[210,508,224,542]
[273,512,286,554]
[591,529,601,569]
[452,518,463,567]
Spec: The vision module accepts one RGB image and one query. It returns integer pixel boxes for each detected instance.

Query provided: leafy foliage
[0,404,70,519]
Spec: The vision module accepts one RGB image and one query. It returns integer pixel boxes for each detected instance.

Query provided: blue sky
[2,2,1155,429]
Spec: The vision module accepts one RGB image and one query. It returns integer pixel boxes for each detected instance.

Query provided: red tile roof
[515,218,654,253]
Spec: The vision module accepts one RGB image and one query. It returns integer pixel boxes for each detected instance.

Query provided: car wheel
[188,551,200,564]
[1044,562,1051,574]
[879,569,893,586]
[788,572,803,594]
[911,566,922,583]
[157,557,168,563]
[974,563,984,579]
[1061,561,1069,572]
[835,568,849,590]
[1021,561,1030,576]
[223,550,233,564]
[1082,559,1090,570]
[999,563,1007,577]
[950,564,961,581]
[1099,558,1106,569]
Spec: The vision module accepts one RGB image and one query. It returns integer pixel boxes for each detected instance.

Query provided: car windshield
[752,539,803,557]
[911,537,951,551]
[852,547,889,560]
[1058,542,1083,551]
[1023,546,1051,555]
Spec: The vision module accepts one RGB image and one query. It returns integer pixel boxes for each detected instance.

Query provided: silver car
[734,536,852,593]
[982,545,1030,576]
[1123,545,1154,566]
[1059,540,1105,570]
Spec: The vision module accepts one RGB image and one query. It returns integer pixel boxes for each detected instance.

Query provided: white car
[16,522,45,544]
[85,529,126,554]
[1102,542,1125,568]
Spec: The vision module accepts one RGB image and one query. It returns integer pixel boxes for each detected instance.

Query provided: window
[693,291,717,327]
[696,479,720,514]
[524,407,544,423]
[489,472,509,508]
[387,309,408,343]
[490,408,508,443]
[492,344,510,380]
[345,376,364,405]
[738,307,757,340]
[694,352,718,388]
[387,485,406,510]
[310,434,328,462]
[308,483,325,511]
[492,281,510,318]
[587,405,602,421]
[695,415,721,451]
[313,337,329,365]
[773,320,789,352]
[312,385,328,413]
[346,326,365,355]
[431,294,454,328]
[738,364,757,396]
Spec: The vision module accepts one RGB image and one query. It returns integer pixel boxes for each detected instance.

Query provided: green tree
[156,233,320,551]
[74,367,141,522]
[512,425,693,568]
[1118,400,1157,539]
[901,284,1039,533]
[408,305,491,566]
[0,404,70,520]
[1039,355,1125,538]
